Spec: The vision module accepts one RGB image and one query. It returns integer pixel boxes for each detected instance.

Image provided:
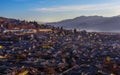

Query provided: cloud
[32,3,120,12]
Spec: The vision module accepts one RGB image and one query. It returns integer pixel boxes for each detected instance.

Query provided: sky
[0,0,120,22]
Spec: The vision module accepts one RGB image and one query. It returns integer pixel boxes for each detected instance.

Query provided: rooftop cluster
[0,17,120,75]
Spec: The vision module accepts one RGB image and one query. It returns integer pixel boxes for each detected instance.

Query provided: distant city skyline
[0,0,120,22]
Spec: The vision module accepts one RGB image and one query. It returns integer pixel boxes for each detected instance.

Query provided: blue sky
[0,0,120,22]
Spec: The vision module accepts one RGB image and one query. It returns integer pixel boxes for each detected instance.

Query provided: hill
[48,16,120,32]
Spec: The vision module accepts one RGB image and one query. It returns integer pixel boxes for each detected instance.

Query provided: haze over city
[1,0,120,22]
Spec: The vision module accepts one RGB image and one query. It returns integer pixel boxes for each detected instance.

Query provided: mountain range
[47,16,120,32]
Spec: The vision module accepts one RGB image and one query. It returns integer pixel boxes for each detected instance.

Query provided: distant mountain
[48,16,120,32]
